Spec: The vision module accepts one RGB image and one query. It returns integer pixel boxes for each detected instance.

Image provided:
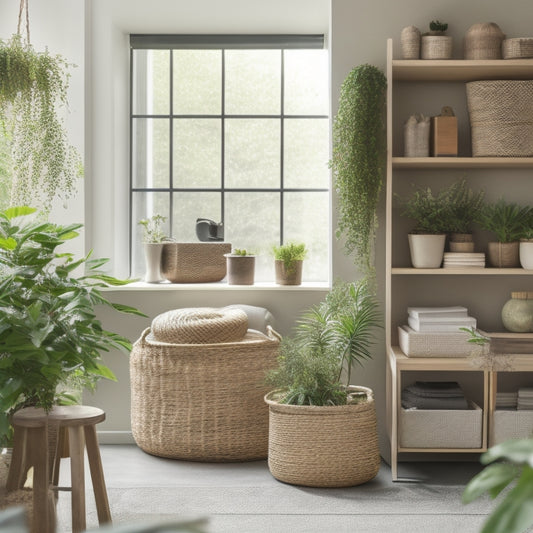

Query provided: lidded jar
[501,291,533,332]
[464,22,505,59]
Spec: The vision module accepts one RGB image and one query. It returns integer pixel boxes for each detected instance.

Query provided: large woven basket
[466,80,533,156]
[130,320,280,462]
[265,386,380,487]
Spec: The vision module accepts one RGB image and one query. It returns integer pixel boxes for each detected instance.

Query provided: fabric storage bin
[400,401,482,448]
[130,307,280,461]
[398,326,472,358]
[491,410,533,445]
[466,80,533,156]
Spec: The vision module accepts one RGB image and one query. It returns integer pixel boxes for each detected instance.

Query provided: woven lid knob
[511,291,533,300]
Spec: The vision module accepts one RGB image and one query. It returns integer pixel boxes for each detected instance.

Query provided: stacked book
[496,391,518,410]
[518,388,533,410]
[443,252,485,268]
[407,306,477,332]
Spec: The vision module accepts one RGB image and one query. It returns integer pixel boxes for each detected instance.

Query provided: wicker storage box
[398,326,472,358]
[400,401,482,448]
[491,410,533,445]
[503,38,533,59]
[161,242,231,283]
[466,80,533,156]
[130,308,280,461]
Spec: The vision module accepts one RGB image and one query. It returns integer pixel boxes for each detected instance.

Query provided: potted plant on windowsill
[224,249,256,285]
[272,242,307,286]
[264,279,382,487]
[476,199,532,268]
[138,214,171,283]
[397,185,451,268]
[0,206,145,446]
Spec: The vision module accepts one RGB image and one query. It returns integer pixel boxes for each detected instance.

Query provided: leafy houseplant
[272,242,307,286]
[0,34,82,212]
[264,280,382,487]
[224,249,256,285]
[477,199,532,268]
[330,64,387,283]
[0,206,144,445]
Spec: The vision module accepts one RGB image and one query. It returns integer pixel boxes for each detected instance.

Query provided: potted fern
[265,280,382,487]
[272,242,307,285]
[476,199,533,268]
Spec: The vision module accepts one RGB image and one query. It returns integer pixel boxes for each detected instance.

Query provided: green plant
[330,64,387,282]
[463,438,533,533]
[266,279,382,406]
[429,20,448,33]
[477,199,533,243]
[272,242,307,273]
[444,179,485,234]
[396,185,451,234]
[232,249,253,256]
[0,34,82,212]
[138,214,168,243]
[0,206,145,445]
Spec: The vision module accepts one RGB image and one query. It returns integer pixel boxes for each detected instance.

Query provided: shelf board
[392,59,533,81]
[392,157,533,169]
[392,267,532,275]
[389,346,479,370]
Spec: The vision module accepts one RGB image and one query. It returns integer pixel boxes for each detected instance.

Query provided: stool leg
[51,426,66,489]
[27,425,55,533]
[68,426,86,533]
[85,424,112,525]
[6,425,28,491]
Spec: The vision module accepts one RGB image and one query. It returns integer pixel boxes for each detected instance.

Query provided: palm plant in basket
[265,279,382,487]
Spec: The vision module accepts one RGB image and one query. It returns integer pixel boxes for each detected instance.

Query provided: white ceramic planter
[520,240,533,270]
[143,243,164,283]
[408,234,446,268]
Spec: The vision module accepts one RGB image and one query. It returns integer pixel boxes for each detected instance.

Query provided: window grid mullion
[169,49,174,239]
[280,49,284,246]
[221,49,225,230]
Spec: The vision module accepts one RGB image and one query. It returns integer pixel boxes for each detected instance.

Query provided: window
[130,35,329,282]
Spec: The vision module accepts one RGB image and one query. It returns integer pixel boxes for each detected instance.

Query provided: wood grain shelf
[392,157,533,169]
[391,268,533,275]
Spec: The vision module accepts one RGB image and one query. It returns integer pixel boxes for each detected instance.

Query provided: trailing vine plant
[0,0,82,213]
[330,64,387,285]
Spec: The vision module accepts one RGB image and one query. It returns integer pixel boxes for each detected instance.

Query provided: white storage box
[400,401,482,448]
[398,326,473,358]
[491,410,533,445]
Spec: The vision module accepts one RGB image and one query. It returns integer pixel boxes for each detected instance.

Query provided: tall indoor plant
[330,64,387,283]
[265,279,382,487]
[0,206,144,444]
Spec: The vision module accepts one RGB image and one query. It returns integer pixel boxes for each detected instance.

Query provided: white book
[408,306,468,319]
[408,316,476,332]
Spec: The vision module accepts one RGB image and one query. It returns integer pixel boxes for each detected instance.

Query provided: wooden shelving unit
[385,39,533,481]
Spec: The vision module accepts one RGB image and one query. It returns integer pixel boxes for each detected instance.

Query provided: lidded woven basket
[130,307,280,461]
[464,22,505,59]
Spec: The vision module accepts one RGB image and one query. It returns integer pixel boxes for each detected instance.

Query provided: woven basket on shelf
[464,22,505,59]
[130,309,280,462]
[487,241,520,268]
[466,80,533,157]
[503,38,533,59]
[401,26,421,59]
[421,35,452,59]
[265,386,380,487]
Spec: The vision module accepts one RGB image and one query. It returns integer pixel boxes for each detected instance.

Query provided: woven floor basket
[265,386,380,487]
[130,325,280,462]
[466,80,533,156]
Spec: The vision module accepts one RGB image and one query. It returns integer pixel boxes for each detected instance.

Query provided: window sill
[103,281,330,292]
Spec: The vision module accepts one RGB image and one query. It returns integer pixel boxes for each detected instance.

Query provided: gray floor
[55,445,493,533]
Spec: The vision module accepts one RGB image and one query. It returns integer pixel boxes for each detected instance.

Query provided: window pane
[225,119,280,188]
[131,192,170,277]
[284,118,329,189]
[225,192,280,281]
[132,118,170,188]
[132,50,169,115]
[284,50,328,116]
[173,119,221,188]
[172,192,222,242]
[225,50,281,115]
[173,50,221,115]
[284,192,329,282]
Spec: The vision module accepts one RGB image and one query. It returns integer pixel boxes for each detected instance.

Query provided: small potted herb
[224,248,256,285]
[138,214,170,283]
[421,20,452,59]
[272,242,308,285]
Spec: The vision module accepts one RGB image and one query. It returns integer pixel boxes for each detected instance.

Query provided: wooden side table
[7,405,112,533]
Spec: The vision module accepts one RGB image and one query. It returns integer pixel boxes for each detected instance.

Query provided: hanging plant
[330,64,387,283]
[0,5,82,213]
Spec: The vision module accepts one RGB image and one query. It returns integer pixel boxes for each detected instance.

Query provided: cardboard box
[431,115,458,156]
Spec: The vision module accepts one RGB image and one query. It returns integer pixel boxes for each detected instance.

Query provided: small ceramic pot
[408,234,446,268]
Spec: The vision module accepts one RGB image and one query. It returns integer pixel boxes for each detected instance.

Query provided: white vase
[408,234,446,268]
[143,243,164,283]
[520,240,533,270]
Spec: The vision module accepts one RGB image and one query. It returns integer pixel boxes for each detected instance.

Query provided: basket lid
[511,291,533,300]
[151,307,248,344]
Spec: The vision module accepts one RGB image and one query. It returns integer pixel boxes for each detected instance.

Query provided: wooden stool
[7,405,112,533]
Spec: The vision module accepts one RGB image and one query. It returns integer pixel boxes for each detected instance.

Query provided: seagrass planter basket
[265,386,380,487]
[130,308,280,462]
